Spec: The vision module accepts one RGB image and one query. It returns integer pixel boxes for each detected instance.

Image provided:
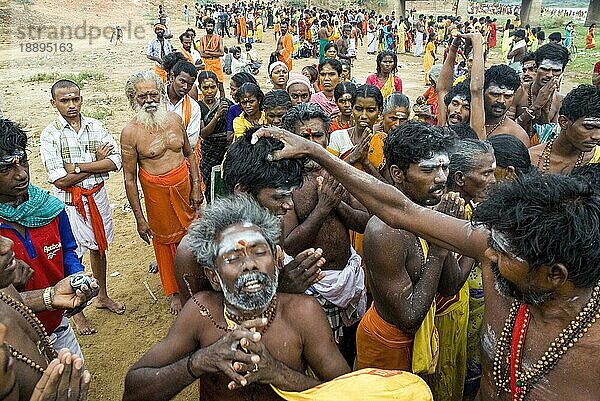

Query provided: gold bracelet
[43,287,55,311]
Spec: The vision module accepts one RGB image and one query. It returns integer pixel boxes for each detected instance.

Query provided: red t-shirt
[594,61,600,87]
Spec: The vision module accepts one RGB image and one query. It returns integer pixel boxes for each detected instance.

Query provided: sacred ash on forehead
[419,152,450,168]
[217,228,266,257]
[538,59,563,71]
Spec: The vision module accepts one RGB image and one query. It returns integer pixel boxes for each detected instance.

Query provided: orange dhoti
[202,57,224,82]
[153,64,168,83]
[139,161,195,296]
[356,303,414,371]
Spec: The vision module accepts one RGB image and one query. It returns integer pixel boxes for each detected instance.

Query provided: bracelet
[187,352,200,380]
[43,287,55,311]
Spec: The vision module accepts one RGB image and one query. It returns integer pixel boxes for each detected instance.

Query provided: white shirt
[40,114,122,204]
[166,89,202,147]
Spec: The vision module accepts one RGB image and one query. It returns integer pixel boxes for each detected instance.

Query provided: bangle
[43,287,55,311]
[187,352,200,380]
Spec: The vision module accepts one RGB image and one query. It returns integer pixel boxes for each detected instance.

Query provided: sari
[199,98,232,202]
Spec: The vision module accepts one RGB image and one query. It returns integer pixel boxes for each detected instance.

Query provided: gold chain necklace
[492,281,600,400]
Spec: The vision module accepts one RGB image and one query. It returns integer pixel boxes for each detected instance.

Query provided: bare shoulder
[364,214,416,246]
[529,142,544,160]
[278,293,323,322]
[121,120,139,142]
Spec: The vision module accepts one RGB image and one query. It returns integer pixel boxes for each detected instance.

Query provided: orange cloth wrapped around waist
[65,182,108,255]
[356,303,414,371]
[138,161,194,244]
[202,58,224,82]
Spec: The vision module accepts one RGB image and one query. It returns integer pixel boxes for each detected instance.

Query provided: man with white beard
[121,71,203,315]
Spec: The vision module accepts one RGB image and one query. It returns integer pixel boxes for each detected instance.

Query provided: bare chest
[136,128,185,160]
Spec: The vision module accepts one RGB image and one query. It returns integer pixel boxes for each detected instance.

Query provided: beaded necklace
[485,113,507,137]
[0,291,57,373]
[536,135,585,174]
[191,293,278,335]
[492,281,600,400]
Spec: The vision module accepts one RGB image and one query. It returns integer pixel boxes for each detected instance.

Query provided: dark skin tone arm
[147,55,162,64]
[467,32,486,139]
[253,128,490,261]
[335,195,369,233]
[200,101,229,140]
[364,218,449,334]
[54,144,117,189]
[437,36,461,127]
[120,128,152,244]
[283,173,344,256]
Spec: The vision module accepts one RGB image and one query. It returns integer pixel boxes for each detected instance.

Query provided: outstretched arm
[466,32,485,139]
[253,128,490,260]
[437,37,461,126]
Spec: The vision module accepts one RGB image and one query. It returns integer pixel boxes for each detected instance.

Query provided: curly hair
[282,102,332,134]
[473,174,600,288]
[484,64,521,92]
[222,127,305,198]
[384,121,453,172]
[444,79,471,107]
[559,84,600,122]
[0,119,28,156]
[534,43,569,70]
[187,194,281,268]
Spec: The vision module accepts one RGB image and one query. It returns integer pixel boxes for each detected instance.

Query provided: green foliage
[540,15,570,29]
[86,106,113,121]
[27,72,60,82]
[26,70,107,87]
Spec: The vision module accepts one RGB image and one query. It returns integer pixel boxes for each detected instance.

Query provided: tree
[587,0,600,26]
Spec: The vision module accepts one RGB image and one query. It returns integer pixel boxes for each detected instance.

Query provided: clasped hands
[191,318,281,391]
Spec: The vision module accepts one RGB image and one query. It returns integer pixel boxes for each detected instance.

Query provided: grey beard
[134,102,168,129]
[218,269,278,313]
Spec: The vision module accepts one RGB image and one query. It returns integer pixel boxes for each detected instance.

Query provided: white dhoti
[414,32,424,57]
[64,186,114,258]
[306,247,367,341]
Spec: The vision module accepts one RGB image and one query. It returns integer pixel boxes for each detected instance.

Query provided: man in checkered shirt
[40,79,125,335]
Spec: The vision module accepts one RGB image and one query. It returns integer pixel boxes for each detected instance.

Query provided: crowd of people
[1,0,600,400]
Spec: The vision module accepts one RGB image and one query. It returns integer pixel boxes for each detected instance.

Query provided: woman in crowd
[328,84,385,177]
[367,18,377,54]
[226,72,259,140]
[423,32,436,85]
[365,50,403,99]
[302,65,320,93]
[310,58,342,115]
[324,41,339,59]
[330,82,357,133]
[488,134,533,182]
[197,71,233,201]
[586,23,596,49]
[286,73,313,107]
[268,61,290,90]
[376,92,410,134]
[232,82,267,139]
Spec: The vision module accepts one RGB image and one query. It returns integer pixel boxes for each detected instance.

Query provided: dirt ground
[0,1,581,400]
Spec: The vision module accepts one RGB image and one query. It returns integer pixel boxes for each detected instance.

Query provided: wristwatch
[74,163,81,174]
